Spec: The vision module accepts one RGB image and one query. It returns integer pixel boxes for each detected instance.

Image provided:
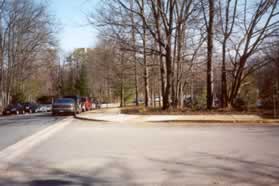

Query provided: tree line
[0,0,278,112]
[0,0,57,107]
[89,0,279,110]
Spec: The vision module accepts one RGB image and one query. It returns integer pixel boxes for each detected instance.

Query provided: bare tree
[201,0,215,109]
[227,0,279,107]
[89,0,279,112]
[216,0,238,108]
[0,0,56,105]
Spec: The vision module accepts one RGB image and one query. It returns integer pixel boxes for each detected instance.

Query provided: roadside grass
[120,105,248,115]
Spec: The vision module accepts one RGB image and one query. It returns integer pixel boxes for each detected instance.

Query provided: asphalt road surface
[0,117,279,185]
[0,113,67,151]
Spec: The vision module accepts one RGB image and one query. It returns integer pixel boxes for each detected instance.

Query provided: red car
[81,97,92,111]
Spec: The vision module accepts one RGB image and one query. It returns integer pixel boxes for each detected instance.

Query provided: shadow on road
[147,152,279,185]
[1,152,279,185]
[0,161,132,186]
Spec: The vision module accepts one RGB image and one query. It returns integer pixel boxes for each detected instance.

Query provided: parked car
[63,96,82,113]
[45,104,52,112]
[36,104,52,112]
[81,97,92,111]
[36,105,46,112]
[22,102,39,113]
[52,98,77,116]
[2,103,25,115]
[92,100,101,109]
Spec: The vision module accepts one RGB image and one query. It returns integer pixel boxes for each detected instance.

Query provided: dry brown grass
[120,105,261,116]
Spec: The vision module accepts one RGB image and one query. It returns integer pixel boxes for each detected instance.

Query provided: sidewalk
[143,114,279,124]
[76,108,279,124]
[75,108,140,122]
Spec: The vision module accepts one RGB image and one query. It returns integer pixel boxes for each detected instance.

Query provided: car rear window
[55,98,74,104]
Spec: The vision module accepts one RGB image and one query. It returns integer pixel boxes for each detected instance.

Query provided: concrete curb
[74,115,279,125]
[74,115,108,122]
[147,119,279,124]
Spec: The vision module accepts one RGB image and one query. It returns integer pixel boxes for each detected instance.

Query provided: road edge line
[0,117,73,170]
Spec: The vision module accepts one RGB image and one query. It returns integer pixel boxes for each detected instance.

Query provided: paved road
[0,117,279,185]
[0,113,67,151]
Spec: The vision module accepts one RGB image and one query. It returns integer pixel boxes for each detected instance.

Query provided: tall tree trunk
[0,47,3,107]
[141,0,149,107]
[120,52,125,107]
[130,0,139,106]
[219,0,238,108]
[171,25,178,108]
[221,39,228,107]
[143,55,149,107]
[175,23,184,109]
[120,77,124,107]
[206,0,214,110]
[159,52,165,108]
[163,45,172,110]
[134,60,139,106]
[228,57,246,106]
[153,1,165,109]
[162,0,174,110]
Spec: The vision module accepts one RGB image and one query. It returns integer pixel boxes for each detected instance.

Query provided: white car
[36,104,52,112]
[45,104,52,112]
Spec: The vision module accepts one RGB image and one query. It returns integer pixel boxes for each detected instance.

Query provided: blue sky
[46,0,100,52]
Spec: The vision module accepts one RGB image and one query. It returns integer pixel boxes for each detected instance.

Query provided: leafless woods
[90,0,279,110]
[0,0,278,112]
[0,0,58,106]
